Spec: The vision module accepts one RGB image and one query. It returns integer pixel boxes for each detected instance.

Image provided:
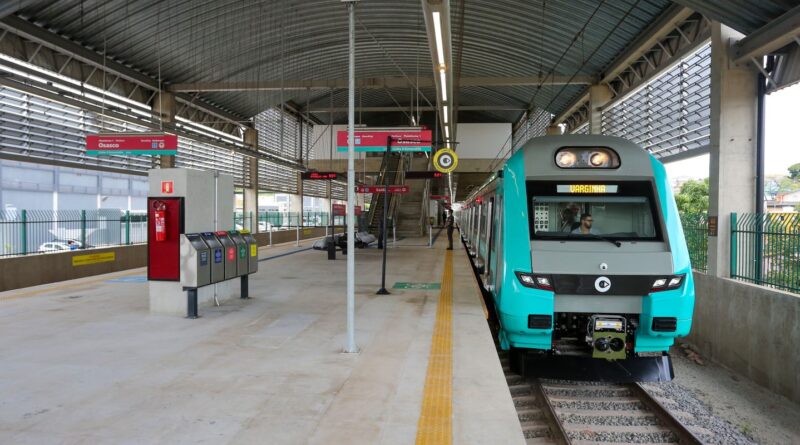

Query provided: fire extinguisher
[153,200,167,242]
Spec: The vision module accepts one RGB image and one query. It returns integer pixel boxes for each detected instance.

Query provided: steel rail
[529,379,571,445]
[629,382,705,445]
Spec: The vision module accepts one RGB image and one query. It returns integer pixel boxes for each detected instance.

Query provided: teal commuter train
[459,135,694,381]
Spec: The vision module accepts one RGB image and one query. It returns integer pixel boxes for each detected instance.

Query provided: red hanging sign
[354,206,362,216]
[86,133,178,156]
[356,185,409,194]
[332,204,346,216]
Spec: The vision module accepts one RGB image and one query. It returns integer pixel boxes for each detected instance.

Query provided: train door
[493,194,503,296]
[485,197,495,282]
[475,204,483,256]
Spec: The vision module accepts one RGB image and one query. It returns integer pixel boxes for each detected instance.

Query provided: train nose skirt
[509,349,674,383]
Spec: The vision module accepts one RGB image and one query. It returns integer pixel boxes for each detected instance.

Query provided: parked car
[38,242,72,253]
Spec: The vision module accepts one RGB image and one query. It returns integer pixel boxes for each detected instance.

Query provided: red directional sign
[332,204,346,216]
[86,133,178,156]
[356,185,409,194]
[355,206,362,216]
[337,129,432,153]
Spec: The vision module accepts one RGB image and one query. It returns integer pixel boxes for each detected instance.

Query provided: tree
[675,178,709,216]
[789,163,800,180]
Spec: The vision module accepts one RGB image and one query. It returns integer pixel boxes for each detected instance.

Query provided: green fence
[731,212,800,293]
[0,209,148,257]
[680,213,708,273]
[2,209,343,258]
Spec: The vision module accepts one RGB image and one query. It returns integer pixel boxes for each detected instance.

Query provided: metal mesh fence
[681,213,708,273]
[731,213,800,293]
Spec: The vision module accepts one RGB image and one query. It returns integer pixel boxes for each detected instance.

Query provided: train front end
[499,135,694,381]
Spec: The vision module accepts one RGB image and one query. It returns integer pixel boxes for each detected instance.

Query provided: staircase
[367,153,402,230]
[395,157,430,237]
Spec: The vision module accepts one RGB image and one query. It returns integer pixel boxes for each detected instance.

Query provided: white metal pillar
[707,21,758,278]
[344,0,358,353]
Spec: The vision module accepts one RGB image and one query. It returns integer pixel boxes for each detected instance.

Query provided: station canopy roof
[2,0,798,128]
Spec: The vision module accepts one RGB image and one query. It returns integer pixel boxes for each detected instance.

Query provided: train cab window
[527,181,662,241]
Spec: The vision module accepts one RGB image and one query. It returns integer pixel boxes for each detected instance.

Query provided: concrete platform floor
[0,236,523,444]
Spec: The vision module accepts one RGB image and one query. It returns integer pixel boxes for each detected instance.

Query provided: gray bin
[241,231,259,274]
[201,232,225,283]
[228,231,249,277]
[180,234,211,288]
[216,231,238,280]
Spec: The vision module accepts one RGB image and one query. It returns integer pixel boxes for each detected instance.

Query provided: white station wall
[455,123,512,159]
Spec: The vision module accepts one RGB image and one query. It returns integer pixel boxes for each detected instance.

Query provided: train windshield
[527,181,662,241]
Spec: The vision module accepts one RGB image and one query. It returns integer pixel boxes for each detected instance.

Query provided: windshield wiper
[567,232,622,248]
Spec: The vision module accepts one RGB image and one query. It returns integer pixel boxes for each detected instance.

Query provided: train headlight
[590,151,610,167]
[554,147,620,169]
[650,274,685,292]
[516,272,554,290]
[555,151,577,168]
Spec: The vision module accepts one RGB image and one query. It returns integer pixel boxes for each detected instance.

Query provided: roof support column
[589,84,612,134]
[707,22,758,278]
[152,91,176,168]
[292,172,304,227]
[243,128,259,234]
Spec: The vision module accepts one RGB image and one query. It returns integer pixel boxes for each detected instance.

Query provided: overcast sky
[664,82,800,180]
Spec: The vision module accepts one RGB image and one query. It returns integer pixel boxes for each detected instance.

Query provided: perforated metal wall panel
[258,159,298,194]
[602,44,711,159]
[571,122,589,135]
[512,108,552,150]
[175,137,245,186]
[0,87,154,172]
[303,179,328,198]
[331,182,347,201]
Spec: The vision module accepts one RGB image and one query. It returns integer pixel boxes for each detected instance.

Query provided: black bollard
[241,275,250,299]
[327,237,336,260]
[186,289,199,319]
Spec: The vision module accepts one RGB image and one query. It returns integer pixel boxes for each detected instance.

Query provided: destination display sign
[404,171,444,180]
[86,133,178,156]
[356,185,410,194]
[301,171,338,180]
[336,129,432,153]
[557,184,619,194]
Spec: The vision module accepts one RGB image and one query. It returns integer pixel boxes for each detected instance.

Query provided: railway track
[499,350,708,445]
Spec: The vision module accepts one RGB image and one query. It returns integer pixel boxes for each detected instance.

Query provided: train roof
[461,135,658,205]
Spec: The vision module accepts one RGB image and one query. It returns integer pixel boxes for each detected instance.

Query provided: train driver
[571,213,597,235]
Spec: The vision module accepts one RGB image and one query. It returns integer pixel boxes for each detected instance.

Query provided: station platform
[0,236,524,444]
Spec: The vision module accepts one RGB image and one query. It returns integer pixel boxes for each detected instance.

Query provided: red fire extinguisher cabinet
[147,197,185,281]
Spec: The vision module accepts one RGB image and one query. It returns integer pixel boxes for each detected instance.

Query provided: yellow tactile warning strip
[415,249,453,445]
